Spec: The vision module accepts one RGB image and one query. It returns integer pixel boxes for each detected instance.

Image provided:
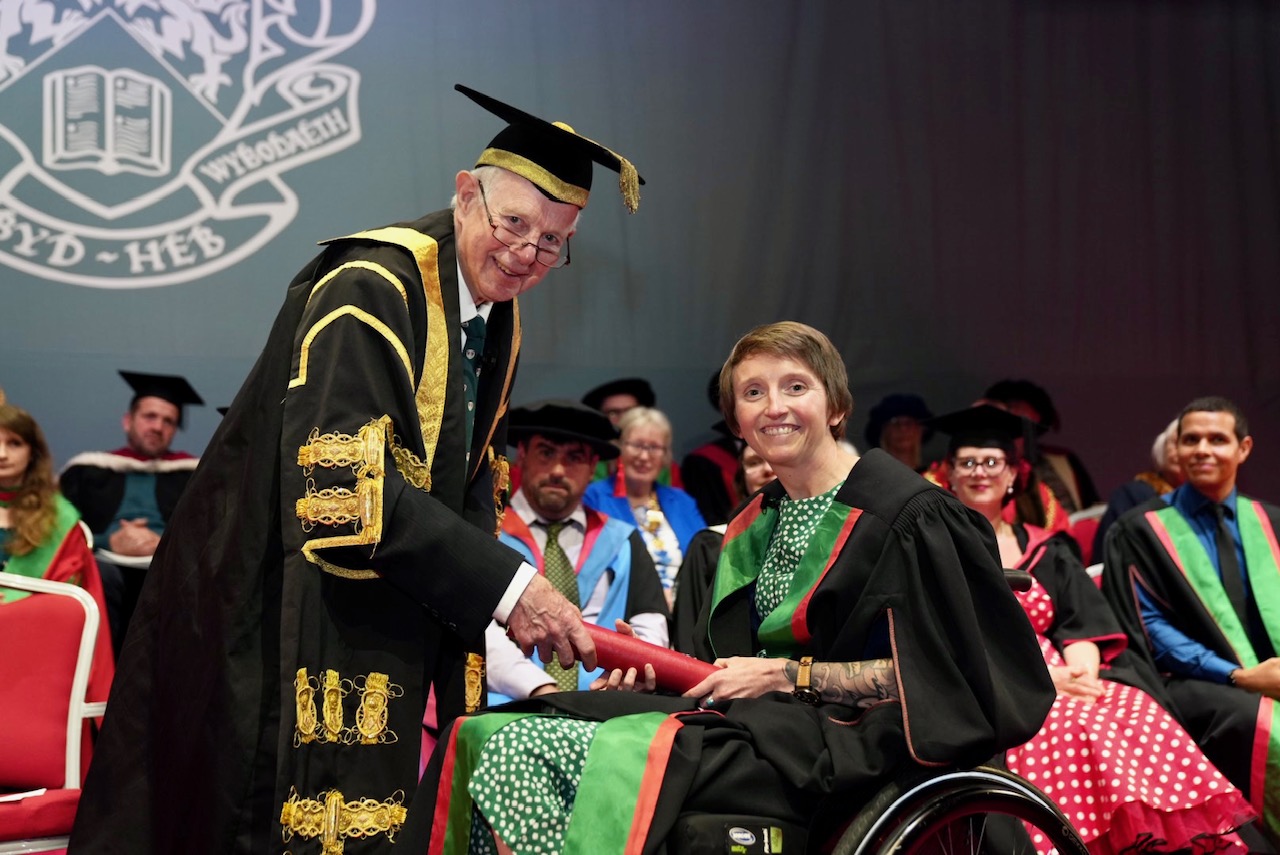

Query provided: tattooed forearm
[784,658,899,709]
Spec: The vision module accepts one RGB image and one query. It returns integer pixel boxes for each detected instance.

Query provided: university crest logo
[0,0,375,288]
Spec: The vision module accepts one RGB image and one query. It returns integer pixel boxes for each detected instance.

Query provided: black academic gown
[59,453,197,538]
[407,450,1055,852]
[70,210,527,854]
[1102,495,1280,831]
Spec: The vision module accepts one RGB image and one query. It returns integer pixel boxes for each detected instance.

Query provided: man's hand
[108,519,161,556]
[505,574,597,672]
[1231,658,1280,699]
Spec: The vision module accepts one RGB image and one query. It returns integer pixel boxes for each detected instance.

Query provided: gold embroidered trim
[470,300,520,485]
[321,670,350,743]
[298,427,381,474]
[296,484,362,529]
[490,448,510,537]
[294,669,318,746]
[280,788,407,855]
[306,260,409,307]
[312,555,379,580]
[338,226,448,481]
[476,148,590,208]
[300,418,389,569]
[389,433,431,491]
[289,306,413,390]
[465,652,486,713]
[353,672,403,745]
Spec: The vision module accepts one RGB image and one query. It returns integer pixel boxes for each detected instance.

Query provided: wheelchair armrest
[1003,569,1032,592]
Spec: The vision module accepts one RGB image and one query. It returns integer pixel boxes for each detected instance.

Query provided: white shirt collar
[510,488,587,532]
[457,261,493,325]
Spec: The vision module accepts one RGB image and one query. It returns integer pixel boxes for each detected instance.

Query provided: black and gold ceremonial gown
[70,210,526,854]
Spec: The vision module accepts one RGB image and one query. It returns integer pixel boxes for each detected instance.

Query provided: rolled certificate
[585,623,719,693]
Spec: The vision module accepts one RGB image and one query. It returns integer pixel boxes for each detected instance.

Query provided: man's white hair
[451,166,583,233]
[1151,418,1179,469]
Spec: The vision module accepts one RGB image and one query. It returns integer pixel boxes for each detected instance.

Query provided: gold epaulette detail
[389,432,431,491]
[490,447,510,537]
[321,669,350,743]
[464,652,485,713]
[280,788,407,855]
[294,669,319,746]
[352,672,403,744]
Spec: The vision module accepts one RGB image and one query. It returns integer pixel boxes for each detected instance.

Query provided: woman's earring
[1006,485,1014,495]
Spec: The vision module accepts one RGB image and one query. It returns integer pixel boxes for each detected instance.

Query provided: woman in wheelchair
[937,404,1255,853]
[409,323,1058,854]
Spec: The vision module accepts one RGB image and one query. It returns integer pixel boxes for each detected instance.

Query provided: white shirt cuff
[493,561,537,624]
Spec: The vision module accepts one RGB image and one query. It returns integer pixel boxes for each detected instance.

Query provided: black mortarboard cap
[928,404,1044,457]
[119,371,203,427]
[581,377,656,413]
[508,399,621,460]
[456,84,645,213]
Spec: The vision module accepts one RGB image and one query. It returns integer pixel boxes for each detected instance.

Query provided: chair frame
[0,571,107,854]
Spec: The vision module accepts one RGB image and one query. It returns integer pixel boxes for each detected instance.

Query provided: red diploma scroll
[585,623,719,693]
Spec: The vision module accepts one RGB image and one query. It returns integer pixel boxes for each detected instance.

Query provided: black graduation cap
[508,399,621,460]
[119,370,203,427]
[581,377,656,412]
[928,404,1045,458]
[456,84,645,213]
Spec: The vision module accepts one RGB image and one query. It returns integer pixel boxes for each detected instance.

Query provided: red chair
[0,572,107,854]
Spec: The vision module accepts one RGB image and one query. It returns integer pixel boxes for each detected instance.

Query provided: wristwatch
[793,656,820,705]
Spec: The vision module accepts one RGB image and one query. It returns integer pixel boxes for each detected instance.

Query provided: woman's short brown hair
[718,321,853,442]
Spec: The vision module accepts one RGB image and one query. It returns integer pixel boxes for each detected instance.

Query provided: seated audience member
[680,371,744,526]
[863,392,933,472]
[584,407,705,609]
[982,378,1100,513]
[924,402,1071,534]
[1104,396,1280,841]
[59,371,203,650]
[577,376,681,488]
[484,400,668,704]
[0,401,114,704]
[1092,418,1184,560]
[672,441,776,655]
[937,404,1253,854]
[410,322,1054,854]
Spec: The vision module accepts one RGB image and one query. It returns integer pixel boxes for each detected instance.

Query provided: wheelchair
[669,571,1088,854]
[667,763,1087,855]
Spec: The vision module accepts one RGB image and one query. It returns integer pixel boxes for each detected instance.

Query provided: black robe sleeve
[281,241,523,642]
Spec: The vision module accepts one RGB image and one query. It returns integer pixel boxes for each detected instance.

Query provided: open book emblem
[0,1,374,288]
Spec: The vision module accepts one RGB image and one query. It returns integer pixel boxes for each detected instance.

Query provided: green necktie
[542,521,580,692]
[461,314,486,450]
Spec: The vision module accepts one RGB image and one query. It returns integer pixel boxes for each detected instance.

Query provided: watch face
[793,687,820,706]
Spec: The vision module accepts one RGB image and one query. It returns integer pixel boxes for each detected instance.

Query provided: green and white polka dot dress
[755,483,843,619]
[467,717,601,853]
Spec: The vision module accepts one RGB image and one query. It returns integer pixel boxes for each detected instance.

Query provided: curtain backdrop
[2,0,1277,497]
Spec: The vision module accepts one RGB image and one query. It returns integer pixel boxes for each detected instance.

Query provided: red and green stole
[709,492,863,659]
[429,710,681,855]
[1146,500,1280,830]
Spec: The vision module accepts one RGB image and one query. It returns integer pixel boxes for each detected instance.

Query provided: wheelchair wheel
[831,766,1088,855]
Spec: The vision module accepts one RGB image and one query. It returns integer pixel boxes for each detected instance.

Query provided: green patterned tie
[542,521,580,692]
[461,314,486,450]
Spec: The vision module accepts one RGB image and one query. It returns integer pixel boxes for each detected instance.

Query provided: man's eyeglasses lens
[478,181,570,269]
[954,456,1007,474]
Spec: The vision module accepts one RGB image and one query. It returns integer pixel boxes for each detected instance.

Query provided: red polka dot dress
[1007,576,1254,854]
